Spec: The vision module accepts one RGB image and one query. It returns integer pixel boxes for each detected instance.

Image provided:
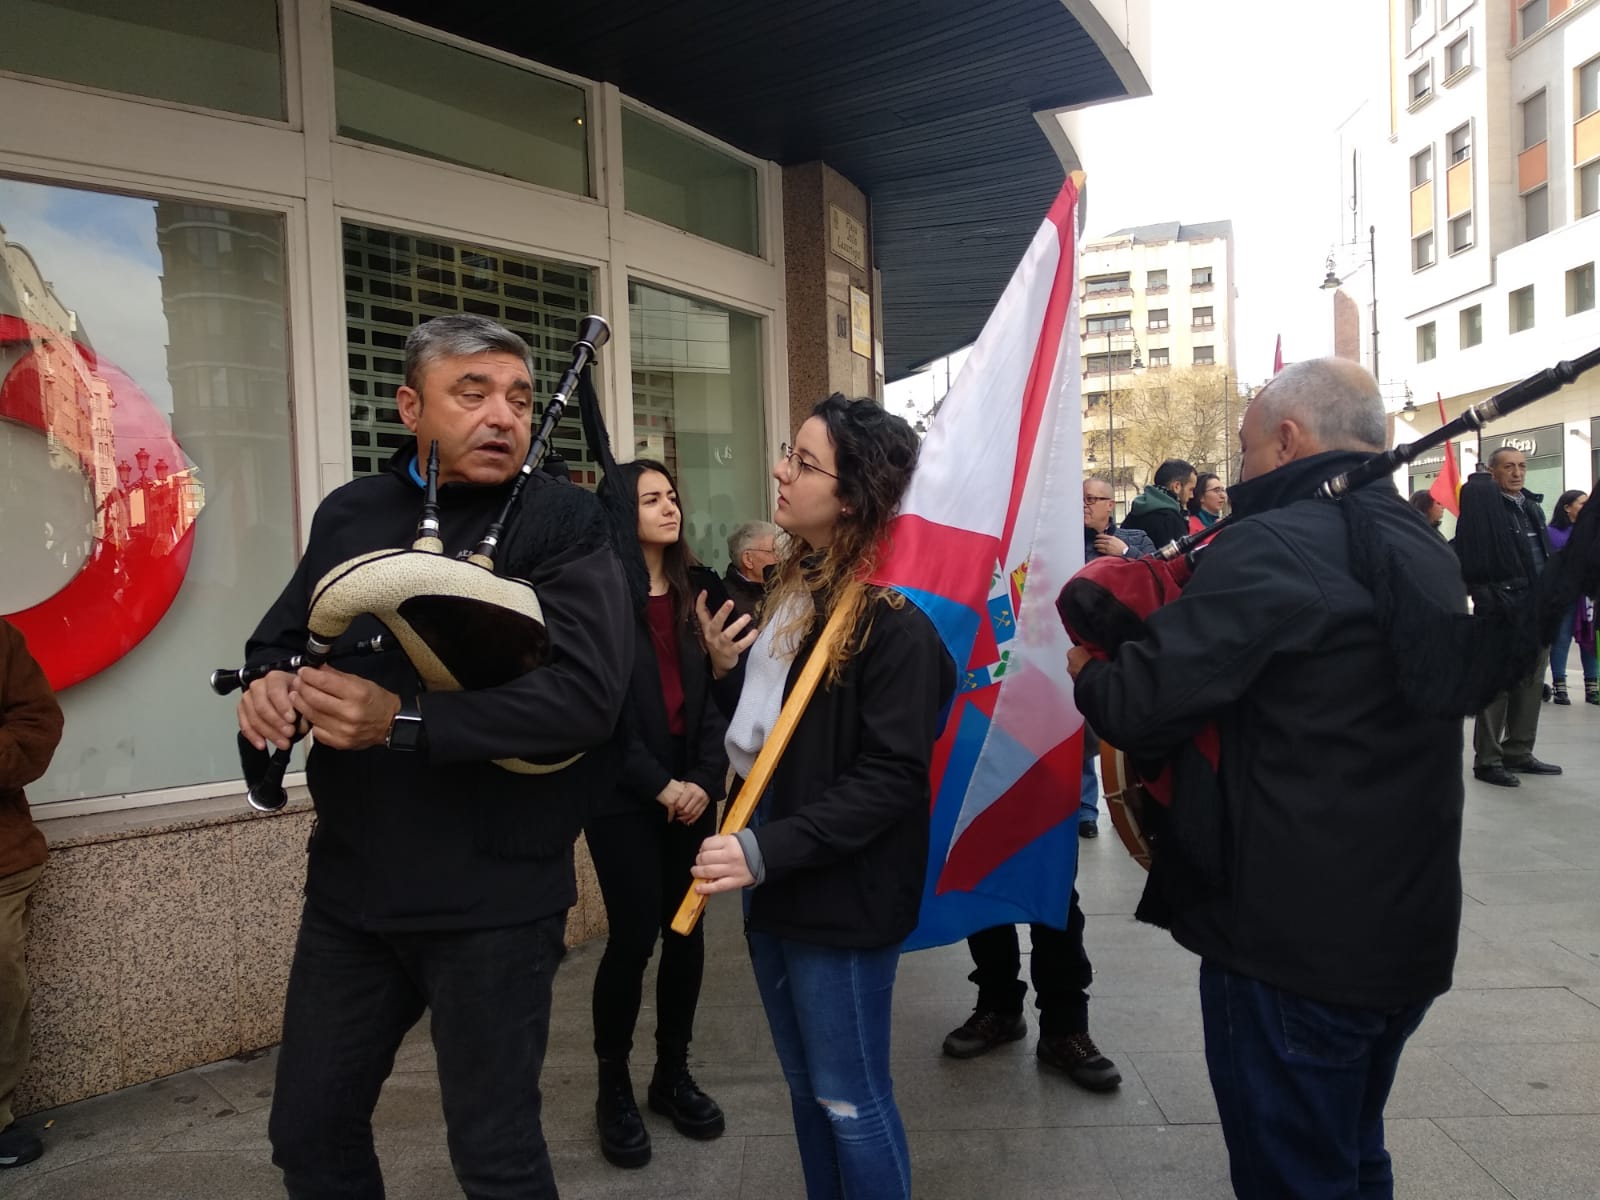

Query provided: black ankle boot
[1587,679,1598,706]
[647,1053,725,1139]
[596,1058,651,1168]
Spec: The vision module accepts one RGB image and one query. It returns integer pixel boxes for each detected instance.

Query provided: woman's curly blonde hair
[766,394,920,683]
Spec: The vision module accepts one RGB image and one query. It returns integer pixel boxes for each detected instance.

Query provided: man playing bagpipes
[1064,358,1499,1199]
[236,314,633,1199]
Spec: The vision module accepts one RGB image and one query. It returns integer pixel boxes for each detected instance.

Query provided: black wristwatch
[386,697,425,752]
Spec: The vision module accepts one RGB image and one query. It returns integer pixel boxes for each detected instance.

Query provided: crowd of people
[1,314,1588,1200]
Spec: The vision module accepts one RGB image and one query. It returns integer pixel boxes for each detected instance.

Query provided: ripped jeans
[746,930,910,1199]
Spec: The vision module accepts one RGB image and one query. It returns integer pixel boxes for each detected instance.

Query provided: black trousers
[965,889,1093,1036]
[587,802,716,1062]
[268,901,566,1200]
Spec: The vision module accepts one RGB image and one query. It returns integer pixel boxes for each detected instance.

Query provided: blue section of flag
[987,594,1017,644]
[902,706,1080,953]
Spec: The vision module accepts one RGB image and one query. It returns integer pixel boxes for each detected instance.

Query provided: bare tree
[1111,366,1237,486]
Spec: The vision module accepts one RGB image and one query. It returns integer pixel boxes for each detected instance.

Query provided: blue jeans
[1549,602,1598,684]
[1078,726,1100,823]
[746,931,910,1200]
[269,902,565,1199]
[1199,960,1431,1200]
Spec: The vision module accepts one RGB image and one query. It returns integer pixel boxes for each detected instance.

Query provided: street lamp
[1320,223,1379,384]
[134,445,151,483]
[1104,330,1142,508]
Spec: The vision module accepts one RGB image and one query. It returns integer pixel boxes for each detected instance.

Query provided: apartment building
[1078,220,1238,505]
[1372,0,1600,505]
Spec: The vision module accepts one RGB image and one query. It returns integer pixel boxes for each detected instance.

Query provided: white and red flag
[869,176,1086,949]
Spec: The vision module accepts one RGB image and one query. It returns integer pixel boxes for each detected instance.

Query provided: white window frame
[1,0,792,816]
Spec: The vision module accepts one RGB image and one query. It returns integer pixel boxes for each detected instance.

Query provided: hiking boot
[1036,1032,1123,1092]
[1472,766,1520,788]
[648,1058,725,1139]
[596,1059,651,1168]
[941,1009,1027,1059]
[0,1123,43,1169]
[1553,681,1571,705]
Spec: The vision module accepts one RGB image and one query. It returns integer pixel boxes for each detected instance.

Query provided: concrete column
[781,162,881,434]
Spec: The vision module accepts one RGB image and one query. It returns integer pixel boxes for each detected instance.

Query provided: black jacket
[1122,488,1190,549]
[723,594,955,949]
[245,449,633,932]
[1084,522,1157,562]
[722,564,766,621]
[1074,451,1465,1009]
[594,566,730,820]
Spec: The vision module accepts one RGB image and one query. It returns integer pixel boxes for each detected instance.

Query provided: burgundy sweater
[0,620,63,877]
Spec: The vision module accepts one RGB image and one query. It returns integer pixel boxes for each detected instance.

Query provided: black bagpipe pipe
[219,314,612,812]
[1060,344,1600,893]
[1144,343,1600,570]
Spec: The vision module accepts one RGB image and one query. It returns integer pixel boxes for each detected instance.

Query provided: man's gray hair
[728,519,781,564]
[1084,474,1115,492]
[403,314,534,392]
[1252,358,1386,452]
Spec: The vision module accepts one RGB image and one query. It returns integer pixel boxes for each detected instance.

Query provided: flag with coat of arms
[868,175,1087,951]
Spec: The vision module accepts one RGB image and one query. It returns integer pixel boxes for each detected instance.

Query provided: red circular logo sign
[0,315,199,690]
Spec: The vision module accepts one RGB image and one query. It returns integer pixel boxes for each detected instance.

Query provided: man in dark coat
[1069,359,1465,1199]
[1122,458,1197,549]
[1461,446,1560,786]
[721,520,779,621]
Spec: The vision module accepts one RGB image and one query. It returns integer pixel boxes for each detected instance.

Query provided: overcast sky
[889,0,1387,420]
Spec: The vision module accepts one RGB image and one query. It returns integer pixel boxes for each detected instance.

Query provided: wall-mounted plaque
[829,204,867,270]
[849,285,872,358]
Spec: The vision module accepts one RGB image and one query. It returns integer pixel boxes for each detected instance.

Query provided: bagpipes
[211,316,615,812]
[1058,345,1600,904]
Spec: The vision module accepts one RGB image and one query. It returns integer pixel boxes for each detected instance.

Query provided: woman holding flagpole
[691,393,955,1200]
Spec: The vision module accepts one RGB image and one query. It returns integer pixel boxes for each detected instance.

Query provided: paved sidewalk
[9,703,1600,1199]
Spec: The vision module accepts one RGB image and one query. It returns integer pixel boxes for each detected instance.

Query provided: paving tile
[1125,1050,1218,1124]
[191,1048,280,1114]
[1436,1115,1600,1200]
[1461,870,1600,907]
[6,1070,240,1175]
[1385,1118,1514,1199]
[1450,929,1600,990]
[1409,987,1600,1047]
[1432,1042,1600,1116]
[1384,1046,1506,1119]
[7,1151,285,1200]
[1087,1124,1234,1200]
[894,1042,1165,1131]
[904,1126,1117,1198]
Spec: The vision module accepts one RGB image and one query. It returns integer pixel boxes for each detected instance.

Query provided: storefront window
[0,0,285,121]
[623,108,761,256]
[0,177,295,805]
[343,222,598,483]
[332,8,589,195]
[629,281,767,568]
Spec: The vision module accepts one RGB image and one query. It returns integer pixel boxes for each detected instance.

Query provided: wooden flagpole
[669,591,859,935]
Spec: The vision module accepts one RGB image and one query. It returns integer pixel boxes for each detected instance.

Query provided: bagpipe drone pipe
[1056,345,1600,926]
[212,315,633,812]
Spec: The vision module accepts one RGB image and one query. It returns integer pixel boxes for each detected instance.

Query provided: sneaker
[1036,1032,1123,1092]
[1078,821,1099,840]
[1472,765,1521,788]
[941,1009,1027,1059]
[0,1123,43,1168]
[1504,756,1562,776]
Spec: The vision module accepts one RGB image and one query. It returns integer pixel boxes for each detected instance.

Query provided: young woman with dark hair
[1186,472,1227,534]
[587,459,730,1170]
[691,394,956,1200]
[1547,489,1597,705]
